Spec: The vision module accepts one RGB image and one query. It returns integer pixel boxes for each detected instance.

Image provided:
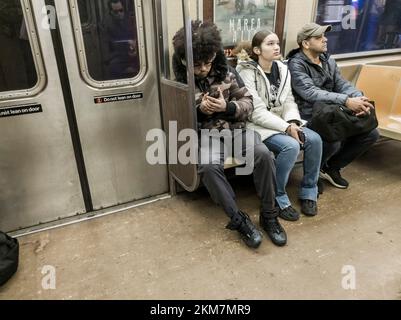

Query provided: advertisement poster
[214,0,277,47]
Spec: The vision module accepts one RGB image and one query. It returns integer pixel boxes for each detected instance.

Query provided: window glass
[316,0,401,55]
[161,0,185,81]
[78,0,91,25]
[0,0,38,92]
[76,0,140,81]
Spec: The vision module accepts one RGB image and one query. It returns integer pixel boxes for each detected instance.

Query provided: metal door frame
[154,0,200,193]
[54,0,169,209]
[0,0,86,232]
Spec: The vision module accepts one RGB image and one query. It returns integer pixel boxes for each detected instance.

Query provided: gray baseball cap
[297,23,332,45]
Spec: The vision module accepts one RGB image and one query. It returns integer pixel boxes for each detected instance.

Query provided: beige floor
[1,138,401,300]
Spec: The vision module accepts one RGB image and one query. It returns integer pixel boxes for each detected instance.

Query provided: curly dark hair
[172,20,228,83]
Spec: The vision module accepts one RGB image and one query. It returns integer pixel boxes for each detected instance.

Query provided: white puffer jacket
[236,57,306,141]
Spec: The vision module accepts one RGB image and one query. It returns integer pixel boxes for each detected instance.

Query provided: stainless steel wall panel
[0,0,86,231]
[56,1,168,209]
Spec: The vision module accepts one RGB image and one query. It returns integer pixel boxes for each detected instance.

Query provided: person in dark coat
[287,23,379,190]
[100,0,139,79]
[172,21,287,248]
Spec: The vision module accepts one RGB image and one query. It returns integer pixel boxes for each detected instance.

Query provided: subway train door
[155,0,200,192]
[0,0,85,231]
[54,0,168,210]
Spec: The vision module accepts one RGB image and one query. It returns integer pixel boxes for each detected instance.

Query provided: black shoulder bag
[309,101,378,142]
[0,231,19,286]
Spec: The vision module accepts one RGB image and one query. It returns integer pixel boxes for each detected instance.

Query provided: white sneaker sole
[319,171,348,189]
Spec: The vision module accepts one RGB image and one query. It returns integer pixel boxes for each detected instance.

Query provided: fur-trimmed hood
[172,49,228,84]
[172,49,253,131]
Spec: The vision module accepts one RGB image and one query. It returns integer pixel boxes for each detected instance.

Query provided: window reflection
[316,0,401,54]
[0,0,38,92]
[162,0,185,81]
[78,0,90,25]
[77,0,140,81]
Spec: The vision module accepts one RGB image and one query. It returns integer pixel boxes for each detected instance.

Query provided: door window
[0,0,39,93]
[74,0,143,84]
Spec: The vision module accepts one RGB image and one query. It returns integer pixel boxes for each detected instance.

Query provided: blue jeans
[264,128,322,209]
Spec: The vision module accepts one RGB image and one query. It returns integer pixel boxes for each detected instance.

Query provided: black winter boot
[226,211,262,248]
[260,213,287,247]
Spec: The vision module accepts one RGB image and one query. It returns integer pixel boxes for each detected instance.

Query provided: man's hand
[127,39,137,57]
[205,88,227,113]
[345,97,374,116]
[286,123,303,145]
[199,93,214,115]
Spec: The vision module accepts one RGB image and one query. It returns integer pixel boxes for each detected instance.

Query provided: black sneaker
[259,215,287,246]
[278,206,300,221]
[300,199,318,216]
[226,211,262,248]
[320,166,349,189]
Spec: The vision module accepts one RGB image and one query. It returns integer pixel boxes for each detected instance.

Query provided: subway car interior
[0,0,401,300]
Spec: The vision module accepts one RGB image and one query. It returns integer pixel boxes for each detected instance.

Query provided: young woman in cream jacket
[236,30,322,220]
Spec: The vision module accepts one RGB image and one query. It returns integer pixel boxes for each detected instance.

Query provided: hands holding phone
[199,87,227,115]
[286,123,305,147]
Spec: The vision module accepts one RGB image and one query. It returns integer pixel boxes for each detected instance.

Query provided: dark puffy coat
[172,50,253,130]
[287,48,362,120]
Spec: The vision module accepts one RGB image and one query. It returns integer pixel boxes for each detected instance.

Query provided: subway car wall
[0,0,400,233]
[0,0,168,232]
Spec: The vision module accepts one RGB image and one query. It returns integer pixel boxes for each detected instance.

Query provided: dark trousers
[322,128,380,170]
[198,130,278,222]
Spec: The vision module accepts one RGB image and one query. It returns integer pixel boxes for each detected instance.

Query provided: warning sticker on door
[94,92,143,104]
[0,104,43,118]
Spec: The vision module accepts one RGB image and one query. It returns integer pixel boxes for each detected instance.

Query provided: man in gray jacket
[288,23,379,189]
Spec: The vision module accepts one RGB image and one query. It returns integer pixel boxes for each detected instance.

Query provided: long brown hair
[233,30,276,62]
[251,30,275,61]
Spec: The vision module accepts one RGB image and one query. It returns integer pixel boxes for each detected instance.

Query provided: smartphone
[298,130,306,148]
[208,89,221,99]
